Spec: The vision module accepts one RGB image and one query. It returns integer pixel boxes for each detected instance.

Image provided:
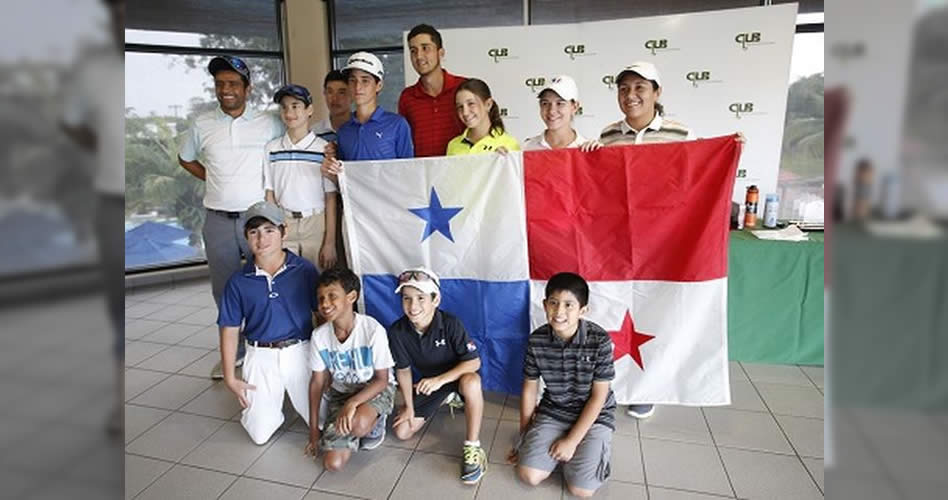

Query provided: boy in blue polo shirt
[387,267,487,484]
[218,201,318,445]
[320,51,414,180]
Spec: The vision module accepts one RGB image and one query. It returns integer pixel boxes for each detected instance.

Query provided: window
[777,16,824,221]
[124,1,285,272]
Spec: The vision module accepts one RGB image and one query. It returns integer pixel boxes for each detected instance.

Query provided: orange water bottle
[743,185,759,228]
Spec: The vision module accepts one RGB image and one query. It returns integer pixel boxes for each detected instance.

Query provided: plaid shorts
[320,384,396,451]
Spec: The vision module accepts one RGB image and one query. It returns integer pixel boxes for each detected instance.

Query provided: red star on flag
[609,310,655,369]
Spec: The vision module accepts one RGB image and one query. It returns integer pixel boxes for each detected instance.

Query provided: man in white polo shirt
[178,55,284,379]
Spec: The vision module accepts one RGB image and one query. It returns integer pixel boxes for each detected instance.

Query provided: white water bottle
[763,194,779,228]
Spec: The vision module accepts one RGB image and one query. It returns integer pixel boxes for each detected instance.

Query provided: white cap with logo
[394,266,441,297]
[617,61,662,88]
[537,75,579,102]
[343,51,385,80]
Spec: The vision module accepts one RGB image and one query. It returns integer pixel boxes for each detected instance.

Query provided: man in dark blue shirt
[218,201,318,445]
[386,267,487,484]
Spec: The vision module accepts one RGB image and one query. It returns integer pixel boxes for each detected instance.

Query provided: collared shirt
[599,113,694,146]
[312,116,338,144]
[398,69,467,157]
[336,106,414,161]
[387,310,479,381]
[446,127,521,156]
[218,250,318,343]
[263,131,336,213]
[63,46,124,195]
[522,129,589,151]
[523,319,617,430]
[179,106,284,211]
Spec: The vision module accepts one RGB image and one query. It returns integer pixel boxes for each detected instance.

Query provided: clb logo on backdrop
[644,39,679,56]
[488,48,516,63]
[830,41,867,63]
[602,75,616,90]
[525,77,546,93]
[735,32,774,50]
[685,71,723,88]
[563,44,595,60]
[728,102,765,119]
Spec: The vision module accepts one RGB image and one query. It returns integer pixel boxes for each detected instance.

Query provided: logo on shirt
[466,341,477,352]
[434,339,447,347]
[375,131,383,139]
[268,291,279,299]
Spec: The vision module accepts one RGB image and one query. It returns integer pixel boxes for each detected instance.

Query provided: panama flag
[526,135,740,405]
[341,135,739,404]
[340,154,531,394]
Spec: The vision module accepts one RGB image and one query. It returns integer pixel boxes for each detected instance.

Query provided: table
[728,229,824,365]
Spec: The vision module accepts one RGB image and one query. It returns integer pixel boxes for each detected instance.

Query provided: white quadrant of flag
[530,278,731,406]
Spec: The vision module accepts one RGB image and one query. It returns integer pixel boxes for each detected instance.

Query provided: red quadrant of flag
[524,135,741,282]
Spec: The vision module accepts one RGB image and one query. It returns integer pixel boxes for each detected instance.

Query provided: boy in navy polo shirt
[218,201,318,445]
[320,51,414,181]
[509,272,616,498]
[387,267,487,484]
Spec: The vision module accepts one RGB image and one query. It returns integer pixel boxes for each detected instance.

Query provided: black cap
[208,56,251,83]
[273,84,313,106]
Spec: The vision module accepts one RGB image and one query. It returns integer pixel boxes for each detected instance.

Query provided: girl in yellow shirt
[446,78,520,155]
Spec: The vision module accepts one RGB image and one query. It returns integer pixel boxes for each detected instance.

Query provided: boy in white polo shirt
[264,84,339,271]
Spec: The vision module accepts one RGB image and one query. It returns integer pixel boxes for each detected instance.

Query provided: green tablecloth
[728,229,824,365]
[831,224,948,409]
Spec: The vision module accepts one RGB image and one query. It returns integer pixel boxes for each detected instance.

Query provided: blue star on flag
[409,187,463,242]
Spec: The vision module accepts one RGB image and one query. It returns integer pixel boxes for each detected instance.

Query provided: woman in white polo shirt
[522,75,588,151]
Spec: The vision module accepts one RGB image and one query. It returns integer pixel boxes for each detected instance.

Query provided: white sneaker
[626,404,656,419]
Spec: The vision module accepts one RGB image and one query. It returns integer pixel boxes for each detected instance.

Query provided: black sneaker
[460,444,486,484]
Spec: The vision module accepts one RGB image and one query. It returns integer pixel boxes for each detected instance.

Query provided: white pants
[240,341,311,445]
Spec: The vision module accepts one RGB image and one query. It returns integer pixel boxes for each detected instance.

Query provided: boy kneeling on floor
[508,272,616,498]
[304,268,396,471]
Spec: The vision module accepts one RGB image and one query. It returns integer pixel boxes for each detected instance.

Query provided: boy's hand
[303,431,320,458]
[336,401,358,435]
[505,447,519,465]
[414,376,445,396]
[579,139,604,152]
[392,406,415,428]
[495,146,509,155]
[550,436,579,462]
[322,157,344,178]
[223,377,255,409]
[319,241,337,270]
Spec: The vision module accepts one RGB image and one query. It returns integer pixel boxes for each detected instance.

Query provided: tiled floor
[125,279,824,499]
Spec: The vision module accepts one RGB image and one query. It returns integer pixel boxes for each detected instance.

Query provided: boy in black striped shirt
[508,272,616,498]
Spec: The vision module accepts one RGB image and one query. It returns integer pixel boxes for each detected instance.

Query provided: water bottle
[743,185,759,228]
[763,194,779,228]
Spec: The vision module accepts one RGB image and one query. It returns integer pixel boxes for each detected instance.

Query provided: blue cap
[208,56,251,82]
[273,84,313,106]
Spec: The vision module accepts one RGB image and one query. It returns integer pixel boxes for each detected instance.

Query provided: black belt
[248,338,304,349]
[208,208,242,219]
[290,211,304,218]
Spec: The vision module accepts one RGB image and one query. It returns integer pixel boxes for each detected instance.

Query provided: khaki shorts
[518,413,612,491]
[320,384,395,451]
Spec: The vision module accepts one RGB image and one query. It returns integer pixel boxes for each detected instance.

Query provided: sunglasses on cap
[398,270,439,287]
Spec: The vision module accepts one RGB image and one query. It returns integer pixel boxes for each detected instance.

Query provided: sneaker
[460,444,487,484]
[210,357,243,380]
[627,404,655,419]
[444,391,465,418]
[360,414,386,450]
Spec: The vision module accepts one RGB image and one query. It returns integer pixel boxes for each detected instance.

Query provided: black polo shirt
[523,319,617,430]
[387,310,479,380]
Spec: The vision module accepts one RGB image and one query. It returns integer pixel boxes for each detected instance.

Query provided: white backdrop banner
[404,4,798,203]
